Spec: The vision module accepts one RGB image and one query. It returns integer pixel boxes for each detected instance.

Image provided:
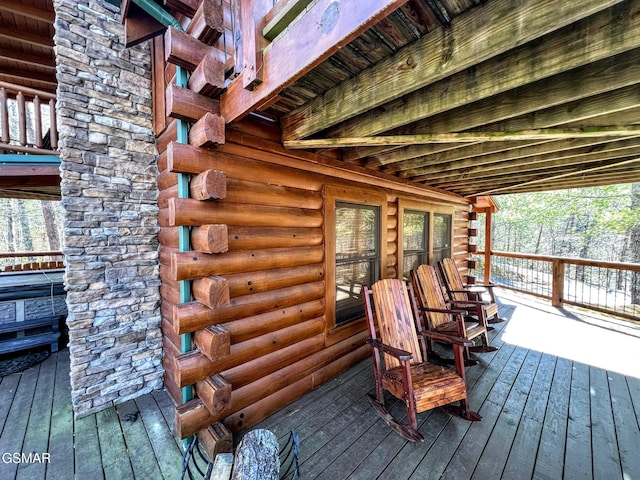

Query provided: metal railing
[472,251,640,322]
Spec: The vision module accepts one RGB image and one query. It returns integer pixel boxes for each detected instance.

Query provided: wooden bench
[0,315,62,355]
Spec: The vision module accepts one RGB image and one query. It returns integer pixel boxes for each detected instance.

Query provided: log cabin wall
[151,0,473,443]
[156,118,471,440]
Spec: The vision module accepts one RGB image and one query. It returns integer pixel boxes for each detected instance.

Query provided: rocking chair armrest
[449,299,489,306]
[448,288,477,294]
[365,338,413,361]
[418,330,473,347]
[419,305,468,316]
[470,283,495,290]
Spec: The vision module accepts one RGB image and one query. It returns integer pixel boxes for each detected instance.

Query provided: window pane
[335,203,380,325]
[403,252,427,279]
[403,212,426,251]
[336,205,377,259]
[433,213,452,262]
[403,210,429,279]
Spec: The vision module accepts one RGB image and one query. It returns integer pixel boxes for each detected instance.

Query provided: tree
[41,201,61,250]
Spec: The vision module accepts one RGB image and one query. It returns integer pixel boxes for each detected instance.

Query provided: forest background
[481,183,640,264]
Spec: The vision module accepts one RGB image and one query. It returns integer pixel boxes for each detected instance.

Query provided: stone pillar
[53,0,163,416]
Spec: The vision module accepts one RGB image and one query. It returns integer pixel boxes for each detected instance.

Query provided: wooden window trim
[397,198,455,276]
[324,185,388,346]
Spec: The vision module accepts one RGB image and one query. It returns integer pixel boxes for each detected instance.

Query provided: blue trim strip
[0,154,60,165]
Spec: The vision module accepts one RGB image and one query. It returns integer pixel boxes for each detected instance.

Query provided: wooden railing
[0,251,64,272]
[0,81,57,154]
[472,250,640,322]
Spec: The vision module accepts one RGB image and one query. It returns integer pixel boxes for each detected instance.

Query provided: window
[334,202,380,325]
[402,210,429,279]
[433,213,452,264]
[398,201,454,278]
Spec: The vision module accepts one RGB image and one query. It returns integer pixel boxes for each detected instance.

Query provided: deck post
[551,258,565,307]
[483,208,492,283]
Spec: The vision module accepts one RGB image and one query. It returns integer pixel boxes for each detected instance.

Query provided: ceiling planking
[244,0,640,198]
[0,0,56,93]
[2,0,640,200]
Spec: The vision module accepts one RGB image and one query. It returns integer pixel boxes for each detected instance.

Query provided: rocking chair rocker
[363,278,481,442]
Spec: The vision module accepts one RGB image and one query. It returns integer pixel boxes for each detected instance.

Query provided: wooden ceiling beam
[413,142,640,184]
[398,47,640,136]
[381,139,556,177]
[467,157,640,197]
[400,136,640,179]
[281,0,628,140]
[0,188,60,200]
[0,26,54,48]
[434,158,639,193]
[367,142,472,169]
[0,73,56,92]
[0,49,56,70]
[0,0,55,23]
[488,172,640,195]
[358,49,640,168]
[332,4,640,139]
[220,0,410,122]
[283,126,640,149]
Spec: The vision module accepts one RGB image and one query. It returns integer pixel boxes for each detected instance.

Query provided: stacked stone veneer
[53,0,163,416]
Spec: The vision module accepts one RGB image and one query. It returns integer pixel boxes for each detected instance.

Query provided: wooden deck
[1,291,639,479]
[0,349,183,480]
[256,290,640,480]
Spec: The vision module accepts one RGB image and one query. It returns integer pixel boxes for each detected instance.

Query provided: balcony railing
[0,251,64,272]
[472,250,640,322]
[0,81,57,155]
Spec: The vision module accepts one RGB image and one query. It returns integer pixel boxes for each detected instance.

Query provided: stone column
[53,0,163,416]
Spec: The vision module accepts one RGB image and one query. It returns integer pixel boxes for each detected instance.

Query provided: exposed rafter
[0,0,54,22]
[283,127,640,149]
[281,0,628,141]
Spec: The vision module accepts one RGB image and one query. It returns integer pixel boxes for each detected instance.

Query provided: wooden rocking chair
[438,258,505,324]
[363,278,481,442]
[411,264,496,366]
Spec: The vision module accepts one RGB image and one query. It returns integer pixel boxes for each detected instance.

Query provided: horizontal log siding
[157,118,470,436]
[453,207,473,281]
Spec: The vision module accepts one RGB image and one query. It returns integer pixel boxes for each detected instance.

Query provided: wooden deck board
[47,349,74,480]
[565,361,594,480]
[116,400,164,480]
[0,362,38,480]
[1,291,638,479]
[590,367,622,480]
[96,406,136,480]
[470,349,543,480]
[501,353,556,479]
[74,415,105,480]
[533,356,573,480]
[135,390,184,479]
[609,372,640,478]
[15,354,56,480]
[0,349,182,479]
[254,291,640,479]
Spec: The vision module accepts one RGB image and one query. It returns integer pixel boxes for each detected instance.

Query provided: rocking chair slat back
[371,278,422,369]
[413,264,450,329]
[440,258,468,302]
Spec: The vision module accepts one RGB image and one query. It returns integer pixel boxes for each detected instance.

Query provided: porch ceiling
[0,0,56,93]
[222,0,640,198]
[3,1,640,200]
